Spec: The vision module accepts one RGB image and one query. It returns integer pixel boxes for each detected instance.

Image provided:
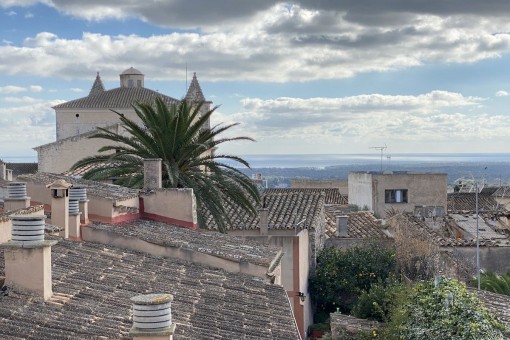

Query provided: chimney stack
[130,293,175,340]
[0,215,57,300]
[336,215,349,237]
[3,182,30,211]
[46,179,72,239]
[144,158,162,191]
[259,208,269,235]
[69,186,89,225]
[68,198,81,239]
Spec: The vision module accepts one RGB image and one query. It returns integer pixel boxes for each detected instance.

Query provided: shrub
[351,280,403,322]
[309,243,396,314]
[390,277,505,339]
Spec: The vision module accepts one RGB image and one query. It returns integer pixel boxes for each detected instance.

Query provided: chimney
[130,293,175,340]
[68,199,81,239]
[69,186,89,225]
[144,158,162,191]
[0,215,57,300]
[336,215,349,237]
[46,179,72,239]
[3,182,30,211]
[259,208,269,235]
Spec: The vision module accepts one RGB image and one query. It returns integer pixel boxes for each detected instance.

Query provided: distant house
[34,68,210,174]
[348,171,448,219]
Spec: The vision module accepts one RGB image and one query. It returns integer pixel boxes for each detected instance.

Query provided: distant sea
[239,153,510,169]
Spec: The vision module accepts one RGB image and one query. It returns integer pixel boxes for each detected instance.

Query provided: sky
[2,1,510,160]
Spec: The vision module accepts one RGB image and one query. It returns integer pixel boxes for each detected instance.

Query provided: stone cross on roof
[185,72,206,102]
[89,72,105,96]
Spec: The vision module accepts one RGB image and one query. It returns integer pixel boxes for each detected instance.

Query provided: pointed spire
[185,72,206,102]
[89,72,105,96]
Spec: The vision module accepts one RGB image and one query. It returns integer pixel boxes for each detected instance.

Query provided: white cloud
[0,99,63,157]
[0,85,27,93]
[3,96,38,103]
[0,4,510,82]
[5,10,16,16]
[70,87,83,93]
[496,90,509,97]
[0,85,43,93]
[24,12,33,18]
[213,91,507,153]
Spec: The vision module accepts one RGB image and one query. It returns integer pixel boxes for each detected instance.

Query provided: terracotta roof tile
[0,237,300,339]
[18,172,139,201]
[53,87,178,109]
[204,190,325,231]
[89,220,283,269]
[265,188,347,205]
[447,193,501,212]
[325,208,389,239]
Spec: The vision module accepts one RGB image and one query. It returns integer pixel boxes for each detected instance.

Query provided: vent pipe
[4,182,30,211]
[130,294,175,339]
[259,208,269,235]
[69,186,89,225]
[11,216,45,244]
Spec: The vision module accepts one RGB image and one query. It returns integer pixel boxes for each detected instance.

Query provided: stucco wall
[56,108,136,140]
[141,188,197,229]
[443,246,510,274]
[0,219,11,243]
[348,173,374,211]
[36,126,120,174]
[373,173,447,218]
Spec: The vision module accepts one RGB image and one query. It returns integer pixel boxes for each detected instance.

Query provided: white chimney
[0,215,57,300]
[69,186,89,225]
[259,208,269,235]
[46,179,72,239]
[68,199,81,239]
[144,158,162,191]
[336,215,349,237]
[3,182,30,211]
[130,293,175,340]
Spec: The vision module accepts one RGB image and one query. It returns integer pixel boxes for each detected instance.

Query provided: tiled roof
[0,237,299,339]
[5,162,38,177]
[0,205,45,222]
[204,190,325,231]
[18,172,139,201]
[34,124,119,151]
[492,186,510,198]
[264,188,347,205]
[53,87,178,109]
[474,289,510,332]
[324,208,389,239]
[447,193,501,212]
[185,72,206,102]
[89,220,283,269]
[388,213,510,247]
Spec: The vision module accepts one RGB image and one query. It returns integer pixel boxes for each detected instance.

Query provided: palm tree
[71,97,260,232]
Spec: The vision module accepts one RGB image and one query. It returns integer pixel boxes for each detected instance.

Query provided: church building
[34,67,210,174]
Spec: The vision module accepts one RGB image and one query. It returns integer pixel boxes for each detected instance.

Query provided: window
[128,79,134,87]
[385,189,408,203]
[137,80,142,87]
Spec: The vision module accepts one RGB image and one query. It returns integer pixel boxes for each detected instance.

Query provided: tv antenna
[369,144,387,171]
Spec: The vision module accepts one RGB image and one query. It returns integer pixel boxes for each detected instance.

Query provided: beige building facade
[35,68,211,174]
[348,171,447,219]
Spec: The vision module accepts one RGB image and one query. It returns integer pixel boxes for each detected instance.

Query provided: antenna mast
[369,144,387,171]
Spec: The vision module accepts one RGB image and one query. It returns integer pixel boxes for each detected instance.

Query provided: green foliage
[352,280,403,322]
[474,272,510,296]
[389,277,505,340]
[71,98,260,232]
[309,244,396,314]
